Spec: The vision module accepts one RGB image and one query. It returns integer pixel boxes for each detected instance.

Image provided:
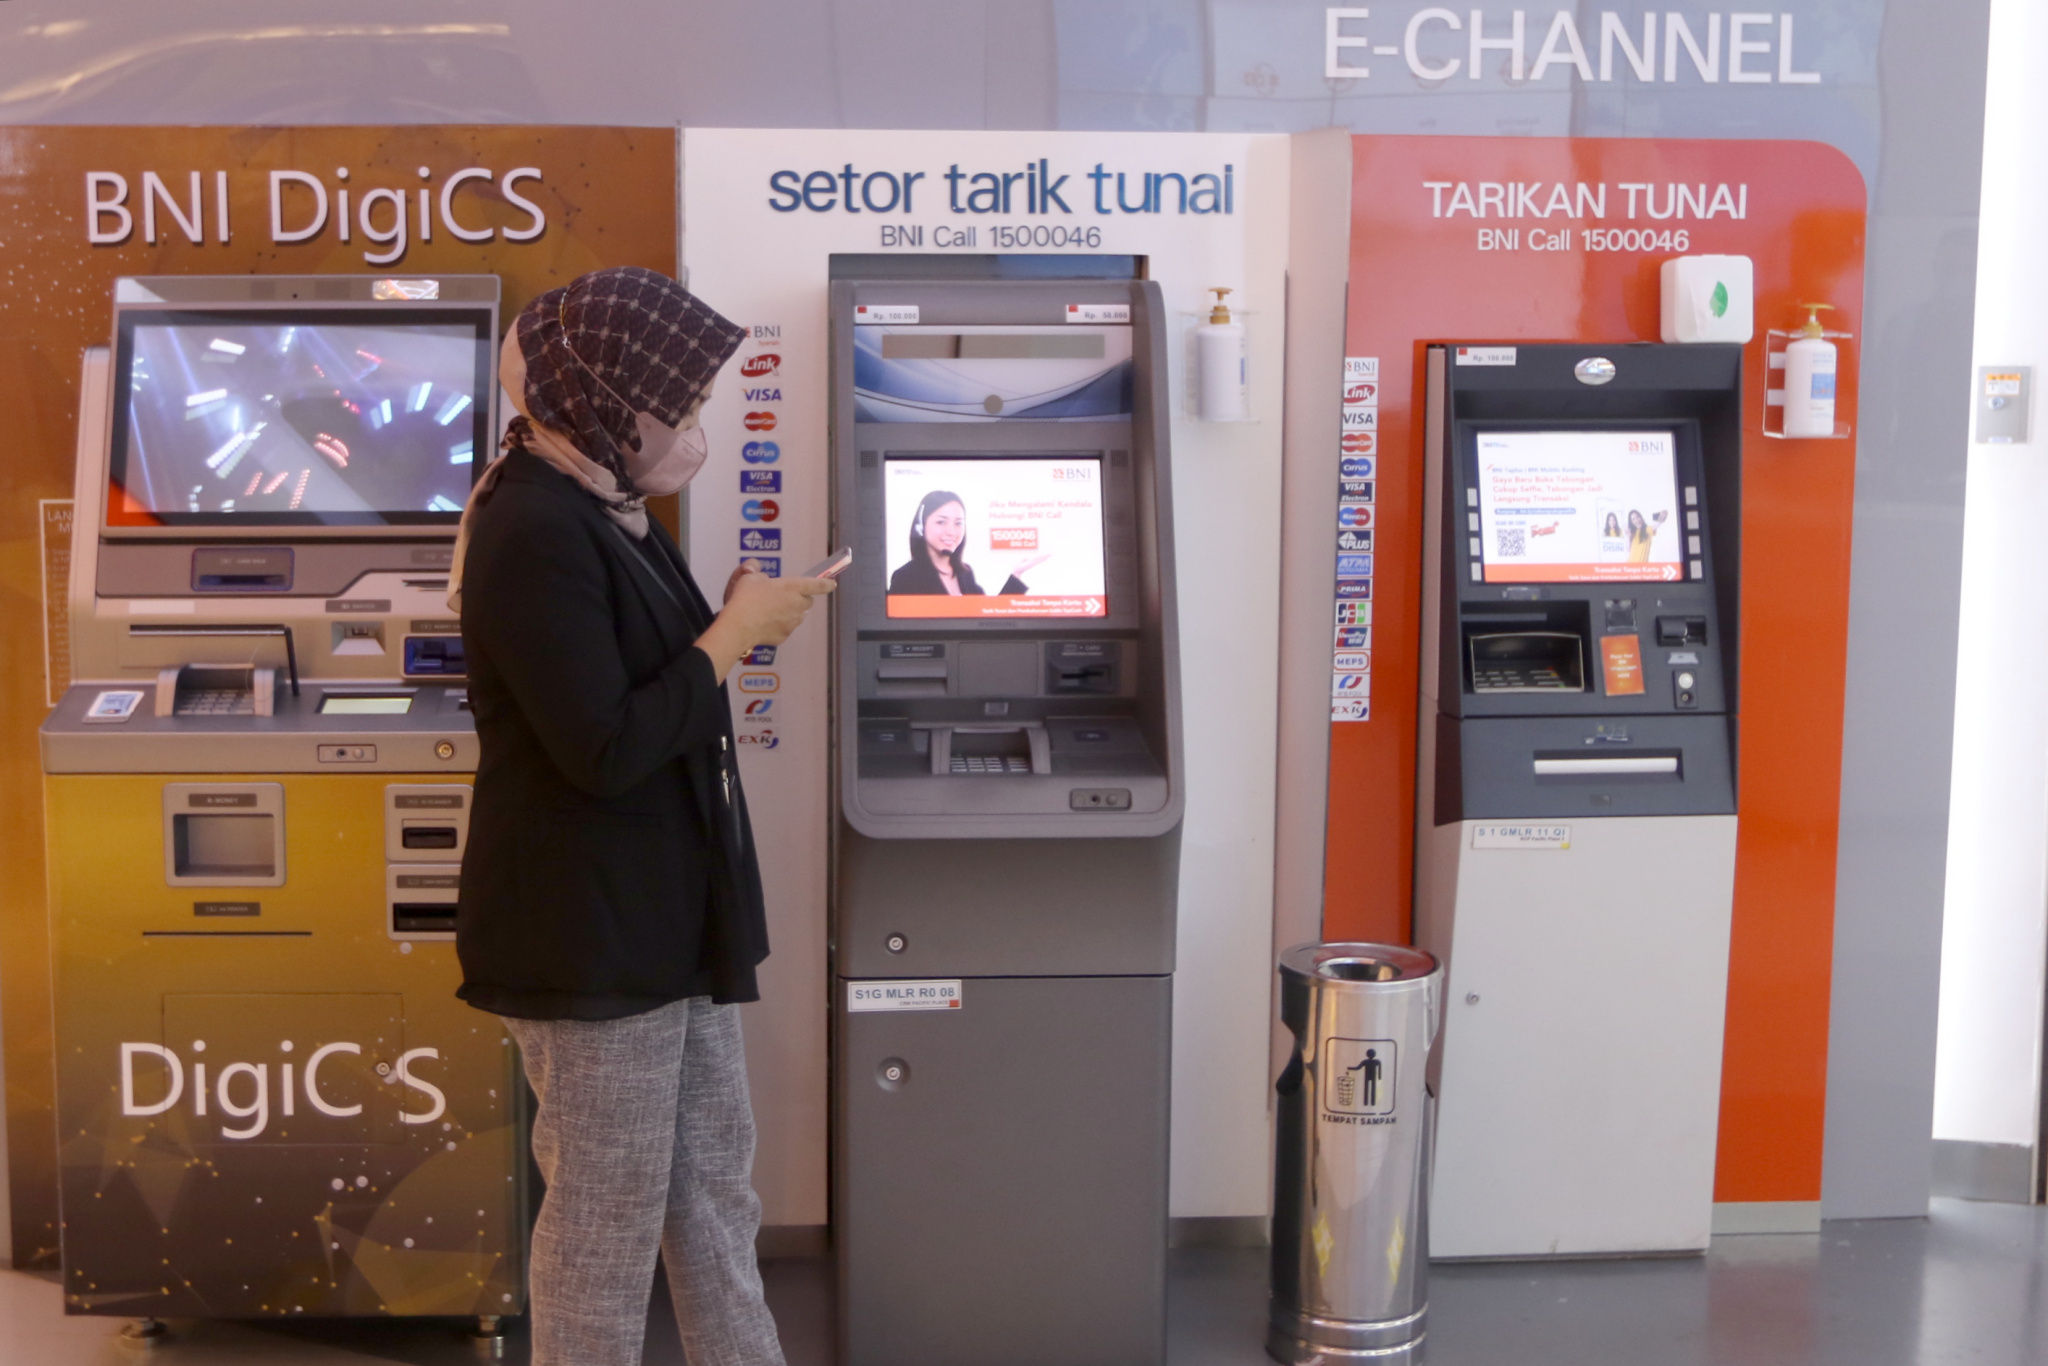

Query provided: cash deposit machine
[40,276,523,1327]
[1416,343,1742,1258]
[829,264,1183,1366]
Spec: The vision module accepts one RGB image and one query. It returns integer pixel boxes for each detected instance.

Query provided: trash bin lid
[1279,942,1438,984]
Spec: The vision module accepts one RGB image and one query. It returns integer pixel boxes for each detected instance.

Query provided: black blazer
[887,553,1025,597]
[454,448,767,1020]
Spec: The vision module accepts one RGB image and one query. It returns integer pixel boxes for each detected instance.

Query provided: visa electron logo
[740,470,782,494]
[742,441,781,465]
[740,354,781,378]
[743,412,777,432]
[738,729,779,749]
[741,499,780,523]
[739,528,781,552]
[743,645,778,666]
[119,1039,445,1141]
[745,698,774,716]
[737,672,779,694]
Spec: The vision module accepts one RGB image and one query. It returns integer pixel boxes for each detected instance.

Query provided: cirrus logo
[742,441,780,465]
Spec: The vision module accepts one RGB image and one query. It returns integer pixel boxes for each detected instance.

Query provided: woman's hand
[1009,551,1052,578]
[695,571,835,679]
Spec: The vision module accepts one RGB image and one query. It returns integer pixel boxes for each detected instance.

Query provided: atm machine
[1415,343,1743,1258]
[828,262,1184,1366]
[40,275,524,1329]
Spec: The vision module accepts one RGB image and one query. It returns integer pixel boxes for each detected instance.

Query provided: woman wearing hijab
[886,488,1050,597]
[450,267,828,1366]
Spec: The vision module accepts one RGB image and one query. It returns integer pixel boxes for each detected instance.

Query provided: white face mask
[628,413,708,496]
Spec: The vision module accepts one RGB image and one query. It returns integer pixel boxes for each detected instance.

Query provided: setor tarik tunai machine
[39,275,524,1333]
[1415,342,1744,1259]
[828,262,1184,1366]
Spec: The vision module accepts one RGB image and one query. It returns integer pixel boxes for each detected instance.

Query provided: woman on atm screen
[447,267,830,1366]
[1625,507,1670,563]
[887,489,1050,596]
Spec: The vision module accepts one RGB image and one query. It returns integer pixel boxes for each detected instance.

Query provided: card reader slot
[391,903,459,934]
[400,826,459,850]
[1532,752,1681,778]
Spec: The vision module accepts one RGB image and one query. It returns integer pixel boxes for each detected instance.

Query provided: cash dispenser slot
[388,866,460,939]
[1533,750,1682,779]
[926,723,1052,776]
[1467,631,1586,694]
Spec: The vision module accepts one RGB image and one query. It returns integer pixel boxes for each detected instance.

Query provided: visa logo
[742,441,781,465]
[743,387,783,403]
[739,529,782,551]
[740,355,781,378]
[744,645,778,666]
[740,470,782,493]
[1340,407,1378,431]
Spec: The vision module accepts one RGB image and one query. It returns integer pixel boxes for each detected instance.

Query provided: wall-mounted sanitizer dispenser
[829,258,1183,1366]
[1416,343,1743,1259]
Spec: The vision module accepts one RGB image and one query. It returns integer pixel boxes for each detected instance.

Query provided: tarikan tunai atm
[39,275,524,1333]
[1415,342,1743,1259]
[828,260,1184,1366]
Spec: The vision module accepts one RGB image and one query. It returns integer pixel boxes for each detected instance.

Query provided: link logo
[740,355,781,378]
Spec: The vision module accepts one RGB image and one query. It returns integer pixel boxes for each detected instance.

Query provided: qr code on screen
[1496,528,1526,558]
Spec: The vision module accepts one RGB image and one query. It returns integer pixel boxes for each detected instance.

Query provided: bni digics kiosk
[1415,343,1743,1258]
[829,264,1183,1366]
[40,275,523,1328]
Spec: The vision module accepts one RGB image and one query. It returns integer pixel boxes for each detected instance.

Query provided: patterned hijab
[446,267,745,613]
[507,265,746,489]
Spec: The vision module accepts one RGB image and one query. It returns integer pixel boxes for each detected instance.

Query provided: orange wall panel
[1324,136,1865,1203]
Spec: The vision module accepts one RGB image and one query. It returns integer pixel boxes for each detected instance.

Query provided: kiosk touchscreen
[40,276,523,1328]
[1416,343,1743,1259]
[830,264,1183,1366]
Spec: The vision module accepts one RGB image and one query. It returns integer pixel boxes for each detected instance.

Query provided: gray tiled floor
[2,1199,2042,1364]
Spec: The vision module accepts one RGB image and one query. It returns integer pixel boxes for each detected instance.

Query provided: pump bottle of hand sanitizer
[1782,302,1839,438]
[1195,287,1247,421]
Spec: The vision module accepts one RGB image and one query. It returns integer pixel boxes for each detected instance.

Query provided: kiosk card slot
[1468,630,1586,694]
[1532,751,1682,778]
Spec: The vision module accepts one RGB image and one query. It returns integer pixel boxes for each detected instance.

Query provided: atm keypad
[950,755,1031,775]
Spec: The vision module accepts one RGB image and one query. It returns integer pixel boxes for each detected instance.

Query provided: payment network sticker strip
[1332,357,1378,722]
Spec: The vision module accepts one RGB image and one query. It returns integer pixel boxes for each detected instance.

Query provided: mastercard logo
[1341,432,1376,456]
[744,411,778,431]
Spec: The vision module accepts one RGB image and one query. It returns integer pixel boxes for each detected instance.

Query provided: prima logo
[119,1040,445,1142]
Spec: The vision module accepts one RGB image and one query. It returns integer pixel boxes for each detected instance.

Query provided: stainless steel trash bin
[1269,943,1443,1364]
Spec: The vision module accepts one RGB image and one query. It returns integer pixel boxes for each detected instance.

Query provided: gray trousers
[505,997,786,1366]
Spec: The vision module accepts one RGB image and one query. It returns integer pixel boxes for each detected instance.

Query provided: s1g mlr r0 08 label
[847,980,963,1012]
[1471,824,1571,850]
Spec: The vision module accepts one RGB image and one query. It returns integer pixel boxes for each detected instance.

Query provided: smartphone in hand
[803,547,854,580]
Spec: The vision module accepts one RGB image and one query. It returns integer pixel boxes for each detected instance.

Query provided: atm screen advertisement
[1474,430,1685,584]
[107,310,493,528]
[883,457,1108,619]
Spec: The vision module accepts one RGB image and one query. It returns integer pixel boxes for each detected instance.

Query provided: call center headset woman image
[888,489,1050,596]
[447,266,832,1366]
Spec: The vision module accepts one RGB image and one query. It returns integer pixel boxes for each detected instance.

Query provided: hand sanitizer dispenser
[1782,303,1839,438]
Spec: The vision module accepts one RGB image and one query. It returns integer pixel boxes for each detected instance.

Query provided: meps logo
[119,1039,446,1142]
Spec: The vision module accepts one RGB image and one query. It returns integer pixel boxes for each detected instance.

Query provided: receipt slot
[829,264,1183,1366]
[1415,343,1743,1258]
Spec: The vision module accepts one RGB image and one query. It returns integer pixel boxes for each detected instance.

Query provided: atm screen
[883,457,1109,619]
[1474,430,1685,584]
[107,310,493,528]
